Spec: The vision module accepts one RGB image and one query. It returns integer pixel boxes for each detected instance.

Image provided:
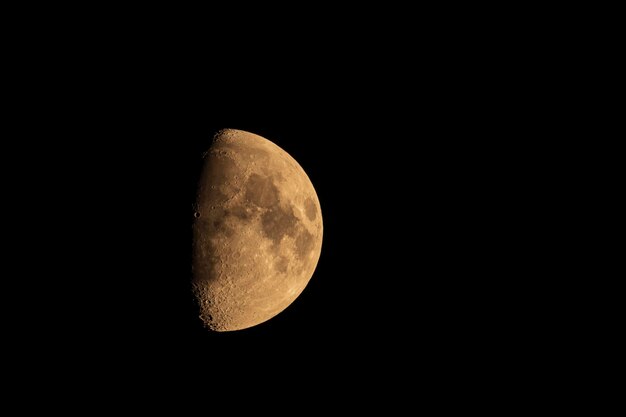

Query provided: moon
[192,129,323,331]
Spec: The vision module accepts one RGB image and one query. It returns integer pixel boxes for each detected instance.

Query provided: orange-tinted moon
[192,129,323,331]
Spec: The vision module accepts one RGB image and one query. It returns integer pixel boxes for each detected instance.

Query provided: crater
[261,206,299,245]
[245,174,279,208]
[304,198,317,221]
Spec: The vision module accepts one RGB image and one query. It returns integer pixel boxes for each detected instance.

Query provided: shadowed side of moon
[192,129,323,331]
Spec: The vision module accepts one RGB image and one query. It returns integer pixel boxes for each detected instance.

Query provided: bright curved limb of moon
[192,129,323,331]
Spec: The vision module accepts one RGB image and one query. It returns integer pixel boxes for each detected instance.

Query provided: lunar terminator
[192,129,323,331]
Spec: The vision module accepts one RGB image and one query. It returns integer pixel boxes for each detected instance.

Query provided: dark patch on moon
[212,218,234,238]
[261,206,299,245]
[227,205,253,221]
[245,174,279,208]
[295,229,315,259]
[304,198,317,221]
[275,256,289,273]
[197,208,235,239]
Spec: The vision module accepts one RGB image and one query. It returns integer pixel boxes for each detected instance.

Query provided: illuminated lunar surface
[192,129,323,331]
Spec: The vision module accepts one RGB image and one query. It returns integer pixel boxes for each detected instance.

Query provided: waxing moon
[192,129,323,331]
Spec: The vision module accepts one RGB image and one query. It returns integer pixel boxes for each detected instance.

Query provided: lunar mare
[192,129,323,331]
